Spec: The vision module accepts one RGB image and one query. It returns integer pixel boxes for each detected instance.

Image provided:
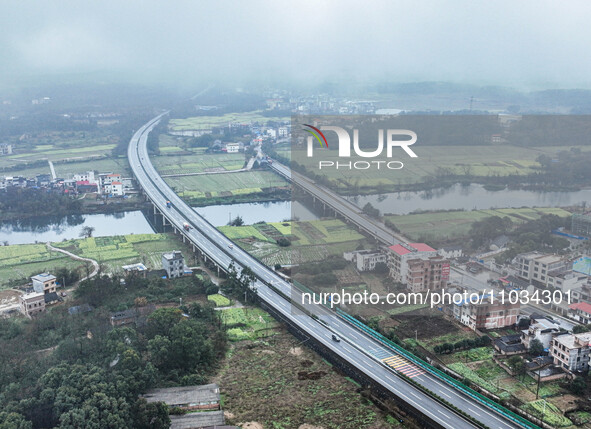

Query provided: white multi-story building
[225,143,240,153]
[73,171,96,184]
[546,270,588,291]
[550,332,591,372]
[20,292,45,318]
[0,144,13,155]
[162,251,186,279]
[343,250,387,272]
[278,126,289,138]
[31,273,57,295]
[101,173,121,186]
[514,252,568,286]
[104,181,124,196]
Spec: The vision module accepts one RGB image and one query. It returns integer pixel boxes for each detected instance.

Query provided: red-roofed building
[102,173,122,185]
[388,244,411,256]
[569,302,591,324]
[75,180,98,193]
[104,181,124,196]
[409,243,436,252]
[388,242,449,292]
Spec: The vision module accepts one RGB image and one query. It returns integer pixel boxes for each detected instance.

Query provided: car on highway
[331,334,340,342]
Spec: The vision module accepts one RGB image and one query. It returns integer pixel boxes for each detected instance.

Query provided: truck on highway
[183,222,191,231]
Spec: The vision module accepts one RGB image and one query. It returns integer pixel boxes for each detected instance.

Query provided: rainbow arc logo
[302,124,329,148]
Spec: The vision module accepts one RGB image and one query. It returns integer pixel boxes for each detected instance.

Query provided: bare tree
[79,226,95,238]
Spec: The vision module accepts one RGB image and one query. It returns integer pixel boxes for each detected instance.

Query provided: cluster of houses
[19,249,191,321]
[344,242,453,293]
[342,227,591,380]
[0,170,131,197]
[494,312,591,379]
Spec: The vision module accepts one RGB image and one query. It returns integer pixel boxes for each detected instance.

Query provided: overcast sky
[1,0,590,90]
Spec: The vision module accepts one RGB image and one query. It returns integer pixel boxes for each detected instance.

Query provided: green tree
[146,308,183,339]
[508,355,526,380]
[133,399,170,429]
[529,338,544,357]
[569,377,587,395]
[79,226,95,238]
[59,392,130,429]
[0,412,32,429]
[228,215,244,226]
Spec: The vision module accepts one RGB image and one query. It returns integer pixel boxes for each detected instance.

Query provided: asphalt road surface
[128,114,534,429]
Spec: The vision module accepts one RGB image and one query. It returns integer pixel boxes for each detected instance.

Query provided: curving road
[128,114,536,429]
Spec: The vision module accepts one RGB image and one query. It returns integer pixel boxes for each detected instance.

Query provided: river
[2,184,590,244]
[347,184,591,215]
[0,211,154,245]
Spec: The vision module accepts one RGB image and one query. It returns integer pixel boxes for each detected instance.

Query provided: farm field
[207,293,232,307]
[219,307,280,341]
[164,170,288,200]
[216,323,395,429]
[0,233,197,289]
[0,243,82,289]
[153,148,246,175]
[53,233,197,274]
[0,131,118,172]
[446,358,568,419]
[2,157,131,180]
[169,111,288,131]
[385,207,572,241]
[291,144,591,192]
[218,219,366,266]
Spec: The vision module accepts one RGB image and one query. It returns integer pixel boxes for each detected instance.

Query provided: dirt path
[46,242,100,284]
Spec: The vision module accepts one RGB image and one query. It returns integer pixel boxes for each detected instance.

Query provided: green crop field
[207,294,232,307]
[220,219,364,247]
[217,225,273,242]
[291,144,591,191]
[0,130,119,172]
[0,243,75,288]
[49,233,195,276]
[448,362,502,395]
[169,111,288,131]
[2,157,131,180]
[385,207,572,241]
[153,151,246,175]
[521,400,572,427]
[220,307,279,341]
[219,219,367,266]
[165,170,288,199]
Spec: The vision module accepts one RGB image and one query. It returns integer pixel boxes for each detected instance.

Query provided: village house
[19,292,45,318]
[550,332,591,373]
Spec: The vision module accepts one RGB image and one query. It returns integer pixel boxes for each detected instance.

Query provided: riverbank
[0,194,151,222]
[184,188,291,207]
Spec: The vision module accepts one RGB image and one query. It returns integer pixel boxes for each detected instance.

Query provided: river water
[346,184,591,215]
[2,184,589,244]
[0,211,154,245]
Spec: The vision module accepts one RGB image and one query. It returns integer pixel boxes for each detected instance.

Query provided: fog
[1,0,590,90]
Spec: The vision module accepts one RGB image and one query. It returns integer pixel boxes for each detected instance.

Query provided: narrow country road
[46,242,100,285]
